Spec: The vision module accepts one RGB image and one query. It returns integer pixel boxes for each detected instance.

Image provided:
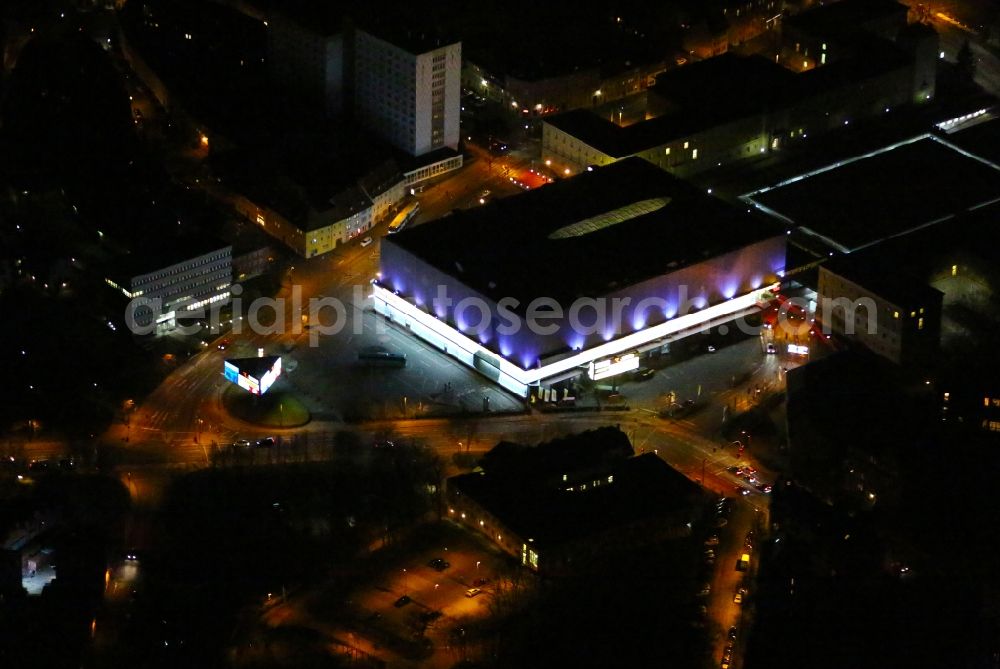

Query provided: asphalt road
[23,123,782,667]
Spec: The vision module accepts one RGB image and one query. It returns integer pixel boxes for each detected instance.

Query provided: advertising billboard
[223,356,281,395]
[589,353,640,380]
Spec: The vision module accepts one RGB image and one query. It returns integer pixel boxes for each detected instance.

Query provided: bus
[388,201,420,234]
[358,350,407,366]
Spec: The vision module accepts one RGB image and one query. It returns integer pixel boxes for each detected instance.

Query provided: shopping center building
[373,158,786,396]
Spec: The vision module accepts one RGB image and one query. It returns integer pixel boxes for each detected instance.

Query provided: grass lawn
[222,384,310,427]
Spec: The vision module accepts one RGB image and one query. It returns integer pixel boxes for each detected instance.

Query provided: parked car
[361,236,374,247]
[634,367,656,381]
[465,588,482,598]
[766,342,777,354]
[394,595,412,608]
[428,558,450,571]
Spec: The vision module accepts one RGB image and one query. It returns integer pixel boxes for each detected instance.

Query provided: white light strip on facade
[372,283,777,395]
[517,286,777,383]
[928,132,1000,172]
[740,134,934,201]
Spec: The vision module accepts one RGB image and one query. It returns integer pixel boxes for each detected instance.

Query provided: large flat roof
[387,158,784,305]
[944,115,1000,165]
[783,0,907,38]
[745,134,1000,253]
[824,199,1000,307]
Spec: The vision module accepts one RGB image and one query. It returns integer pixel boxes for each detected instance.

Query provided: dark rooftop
[479,426,634,481]
[823,198,1000,306]
[386,158,784,305]
[748,135,1000,253]
[214,132,402,230]
[263,1,346,36]
[545,45,913,156]
[783,0,908,39]
[823,254,944,311]
[944,116,1000,165]
[355,20,458,55]
[787,350,931,462]
[393,146,462,175]
[107,191,231,281]
[449,452,702,550]
[651,53,797,120]
[545,55,793,157]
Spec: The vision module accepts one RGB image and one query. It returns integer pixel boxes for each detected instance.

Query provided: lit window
[919,307,924,314]
[918,318,924,330]
[607,475,614,483]
[665,147,670,155]
[893,311,899,319]
[952,265,958,276]
[683,141,689,149]
[692,149,698,159]
[821,53,826,65]
[822,43,827,51]
[562,473,567,481]
[910,311,916,318]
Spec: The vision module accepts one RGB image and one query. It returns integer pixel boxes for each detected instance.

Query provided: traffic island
[222,384,311,428]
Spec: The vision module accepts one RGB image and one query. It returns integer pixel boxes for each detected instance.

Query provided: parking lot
[261,523,515,665]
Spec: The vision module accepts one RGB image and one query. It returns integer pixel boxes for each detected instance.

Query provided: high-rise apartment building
[353,29,460,156]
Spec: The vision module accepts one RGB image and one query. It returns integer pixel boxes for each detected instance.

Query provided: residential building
[220,135,405,257]
[266,9,347,114]
[818,260,942,366]
[106,239,232,334]
[353,28,461,156]
[462,58,665,118]
[542,0,937,177]
[786,351,936,508]
[446,427,705,575]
